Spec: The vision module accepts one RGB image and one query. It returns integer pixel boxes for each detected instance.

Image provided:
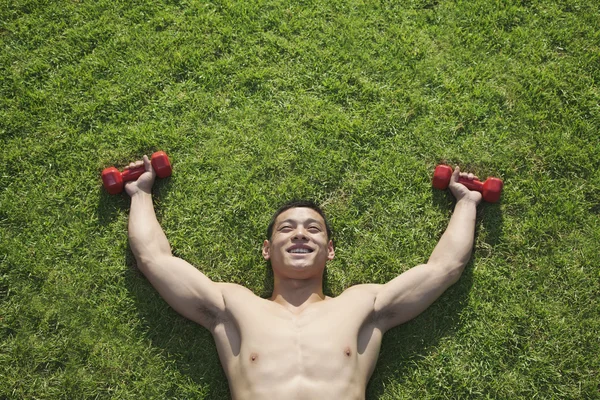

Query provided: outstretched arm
[373,166,482,332]
[127,156,225,328]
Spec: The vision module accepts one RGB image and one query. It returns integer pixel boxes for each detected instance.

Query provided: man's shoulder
[217,282,270,306]
[321,284,384,321]
[216,282,256,295]
[333,283,382,304]
[339,283,382,296]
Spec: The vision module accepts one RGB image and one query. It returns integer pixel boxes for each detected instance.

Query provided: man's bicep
[373,263,459,331]
[140,255,225,328]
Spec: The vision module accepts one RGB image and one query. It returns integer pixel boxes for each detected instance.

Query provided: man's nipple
[344,346,352,357]
[250,352,259,362]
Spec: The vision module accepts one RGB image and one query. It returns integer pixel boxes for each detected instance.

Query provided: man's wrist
[455,197,479,208]
[130,190,153,202]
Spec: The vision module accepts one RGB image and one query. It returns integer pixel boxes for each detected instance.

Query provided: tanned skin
[126,155,482,400]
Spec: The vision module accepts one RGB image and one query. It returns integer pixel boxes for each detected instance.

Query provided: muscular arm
[373,167,482,332]
[427,197,478,272]
[127,157,225,328]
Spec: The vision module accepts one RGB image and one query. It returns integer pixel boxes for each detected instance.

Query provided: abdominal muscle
[211,285,383,400]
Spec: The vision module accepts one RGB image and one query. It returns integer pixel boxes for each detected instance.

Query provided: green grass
[1,0,599,398]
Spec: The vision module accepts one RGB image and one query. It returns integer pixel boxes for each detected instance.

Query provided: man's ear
[327,240,335,261]
[262,240,271,260]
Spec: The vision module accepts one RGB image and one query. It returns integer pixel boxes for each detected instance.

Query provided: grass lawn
[1,0,599,398]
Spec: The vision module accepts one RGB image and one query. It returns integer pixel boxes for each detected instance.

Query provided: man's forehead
[275,207,325,225]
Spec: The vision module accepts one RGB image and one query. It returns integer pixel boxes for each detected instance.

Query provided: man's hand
[124,155,156,197]
[448,166,483,205]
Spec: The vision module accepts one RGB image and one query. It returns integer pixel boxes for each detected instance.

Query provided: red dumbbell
[432,165,503,203]
[102,151,172,195]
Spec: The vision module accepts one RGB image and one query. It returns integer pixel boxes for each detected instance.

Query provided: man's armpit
[372,306,397,325]
[196,304,226,329]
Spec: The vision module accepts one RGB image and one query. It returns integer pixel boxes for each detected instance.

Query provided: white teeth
[289,248,311,254]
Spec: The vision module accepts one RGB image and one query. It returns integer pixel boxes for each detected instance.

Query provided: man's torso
[210,283,384,400]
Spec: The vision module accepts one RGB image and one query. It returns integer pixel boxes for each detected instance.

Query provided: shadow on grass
[365,190,503,398]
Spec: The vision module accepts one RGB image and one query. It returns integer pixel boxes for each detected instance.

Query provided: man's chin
[288,258,327,273]
[271,255,325,274]
[280,257,315,271]
[288,261,311,270]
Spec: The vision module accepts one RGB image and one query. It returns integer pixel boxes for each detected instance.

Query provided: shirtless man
[126,155,482,400]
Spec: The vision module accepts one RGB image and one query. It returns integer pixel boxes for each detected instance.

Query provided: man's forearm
[128,192,172,266]
[427,198,478,272]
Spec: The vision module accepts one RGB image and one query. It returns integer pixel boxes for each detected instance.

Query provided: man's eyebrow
[277,218,323,226]
[304,218,324,226]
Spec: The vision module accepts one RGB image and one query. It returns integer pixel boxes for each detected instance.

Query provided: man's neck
[270,277,326,312]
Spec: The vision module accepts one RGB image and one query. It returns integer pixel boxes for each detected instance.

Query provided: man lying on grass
[126,156,482,400]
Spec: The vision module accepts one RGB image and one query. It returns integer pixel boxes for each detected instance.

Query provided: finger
[143,155,150,170]
[452,166,461,182]
[143,155,155,175]
[458,171,476,180]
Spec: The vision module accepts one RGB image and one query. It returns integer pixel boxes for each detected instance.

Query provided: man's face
[262,207,334,278]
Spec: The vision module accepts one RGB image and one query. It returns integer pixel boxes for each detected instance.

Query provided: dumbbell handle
[433,165,503,203]
[102,151,171,194]
[120,165,147,182]
[456,177,484,192]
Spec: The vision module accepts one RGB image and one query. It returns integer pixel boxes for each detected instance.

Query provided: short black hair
[266,200,332,240]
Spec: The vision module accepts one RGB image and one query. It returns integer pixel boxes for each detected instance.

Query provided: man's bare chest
[211,288,384,383]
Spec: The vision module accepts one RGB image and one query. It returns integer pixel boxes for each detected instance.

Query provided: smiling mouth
[288,248,314,254]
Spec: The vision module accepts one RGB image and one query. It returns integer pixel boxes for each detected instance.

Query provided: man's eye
[308,226,321,232]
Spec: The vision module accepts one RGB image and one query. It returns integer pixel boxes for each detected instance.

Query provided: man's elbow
[133,251,171,273]
[429,261,466,285]
[129,238,171,265]
[447,266,465,285]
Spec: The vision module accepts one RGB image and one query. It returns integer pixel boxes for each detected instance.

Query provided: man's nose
[293,227,308,240]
